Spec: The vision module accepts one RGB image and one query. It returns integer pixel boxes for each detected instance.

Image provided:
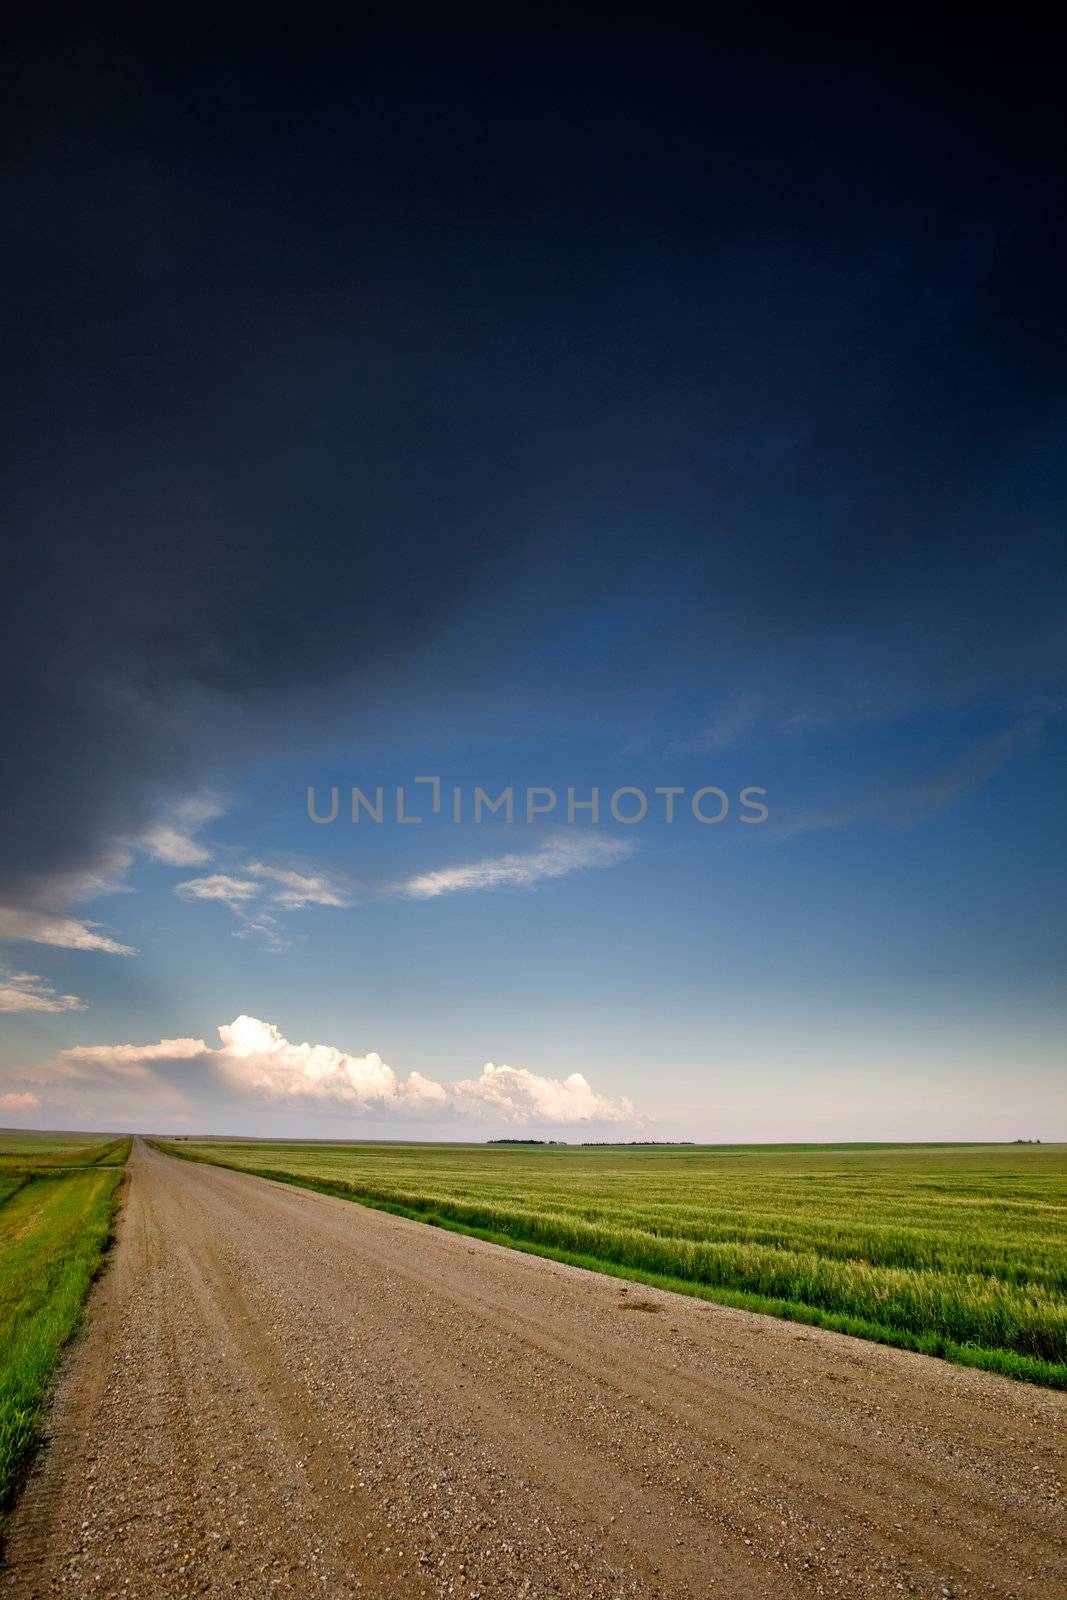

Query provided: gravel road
[3,1139,1064,1598]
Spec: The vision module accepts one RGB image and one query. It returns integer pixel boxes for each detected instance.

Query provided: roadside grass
[0,1135,127,1513]
[156,1139,1067,1388]
[87,1139,133,1167]
[0,1133,130,1170]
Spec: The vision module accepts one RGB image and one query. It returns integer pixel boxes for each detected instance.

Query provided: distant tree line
[485,1139,699,1147]
[580,1140,695,1146]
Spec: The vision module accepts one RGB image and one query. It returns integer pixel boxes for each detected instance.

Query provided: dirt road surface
[3,1140,1064,1598]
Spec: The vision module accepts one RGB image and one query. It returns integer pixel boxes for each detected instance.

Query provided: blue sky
[2,694,1063,1139]
[2,18,1065,1139]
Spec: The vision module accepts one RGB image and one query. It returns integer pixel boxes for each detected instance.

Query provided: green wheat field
[158,1138,1067,1389]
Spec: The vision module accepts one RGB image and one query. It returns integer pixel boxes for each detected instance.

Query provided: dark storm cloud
[2,15,1064,936]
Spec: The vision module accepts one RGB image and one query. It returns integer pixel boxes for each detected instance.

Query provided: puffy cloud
[399,833,634,900]
[451,1062,637,1123]
[48,1013,640,1127]
[0,967,87,1014]
[216,1015,444,1109]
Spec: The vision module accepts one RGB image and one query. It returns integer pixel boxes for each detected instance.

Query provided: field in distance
[0,1131,129,1510]
[155,1138,1067,1389]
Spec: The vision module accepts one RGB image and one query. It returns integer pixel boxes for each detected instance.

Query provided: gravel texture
[3,1138,1064,1598]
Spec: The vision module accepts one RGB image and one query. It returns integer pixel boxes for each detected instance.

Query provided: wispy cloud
[0,906,135,955]
[398,833,634,900]
[0,798,221,965]
[174,861,350,949]
[669,692,764,754]
[172,838,628,946]
[0,967,87,1014]
[141,798,223,868]
[0,850,137,958]
[175,874,282,947]
[244,863,350,908]
[175,874,260,908]
[230,910,289,952]
[779,716,1047,838]
[59,1037,211,1078]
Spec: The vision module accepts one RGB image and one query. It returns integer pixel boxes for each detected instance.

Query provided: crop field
[159,1138,1067,1387]
[0,1133,129,1509]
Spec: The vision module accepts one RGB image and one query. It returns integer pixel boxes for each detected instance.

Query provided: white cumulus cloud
[48,1014,641,1127]
[451,1063,636,1123]
[216,1015,446,1109]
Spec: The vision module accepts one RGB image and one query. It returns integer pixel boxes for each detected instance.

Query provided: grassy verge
[0,1164,125,1512]
[0,1133,131,1171]
[88,1138,133,1167]
[155,1138,1067,1390]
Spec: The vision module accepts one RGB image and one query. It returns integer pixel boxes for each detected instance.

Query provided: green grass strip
[0,1178,31,1212]
[88,1138,133,1167]
[0,1168,126,1513]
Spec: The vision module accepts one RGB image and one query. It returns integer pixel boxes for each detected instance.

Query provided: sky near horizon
[1,16,1065,1141]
